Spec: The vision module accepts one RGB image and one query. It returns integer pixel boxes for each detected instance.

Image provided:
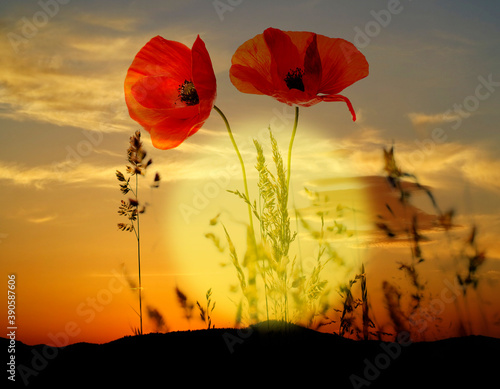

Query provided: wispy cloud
[0,8,233,136]
[12,206,59,225]
[394,141,500,194]
[27,215,58,224]
[0,11,172,134]
[3,115,499,205]
[408,111,462,126]
[407,111,466,139]
[73,13,139,32]
[0,162,55,189]
[0,28,134,133]
[0,161,118,189]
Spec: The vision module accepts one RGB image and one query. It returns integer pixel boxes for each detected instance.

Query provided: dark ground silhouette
[4,321,499,388]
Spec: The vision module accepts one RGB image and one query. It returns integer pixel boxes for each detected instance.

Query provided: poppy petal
[316,36,369,94]
[229,28,367,117]
[230,33,274,94]
[302,34,322,94]
[149,115,199,150]
[126,101,198,130]
[131,77,183,110]
[263,27,302,90]
[149,105,210,150]
[191,36,217,104]
[150,126,189,150]
[125,89,167,127]
[124,37,196,128]
[125,35,217,150]
[127,36,191,81]
[230,64,274,95]
[280,31,316,56]
[320,94,357,121]
[271,88,318,107]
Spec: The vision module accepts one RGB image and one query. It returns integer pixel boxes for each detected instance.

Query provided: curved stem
[286,106,300,191]
[213,105,255,235]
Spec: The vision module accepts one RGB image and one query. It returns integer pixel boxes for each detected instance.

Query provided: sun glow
[162,125,373,330]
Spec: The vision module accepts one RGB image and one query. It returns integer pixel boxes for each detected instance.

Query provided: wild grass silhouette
[116,131,160,335]
[197,288,216,329]
[7,136,497,388]
[202,139,492,342]
[206,129,336,328]
[376,145,489,340]
[111,129,492,344]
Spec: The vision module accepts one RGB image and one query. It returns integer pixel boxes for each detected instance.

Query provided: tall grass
[207,128,346,329]
[221,129,297,324]
[378,145,488,340]
[174,285,217,329]
[308,144,490,341]
[116,130,160,335]
[197,288,216,329]
[295,199,348,330]
[203,137,489,339]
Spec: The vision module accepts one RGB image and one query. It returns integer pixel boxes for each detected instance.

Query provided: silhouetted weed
[116,130,160,335]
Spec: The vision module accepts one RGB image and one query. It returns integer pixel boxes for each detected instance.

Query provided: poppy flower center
[284,67,305,92]
[177,80,199,106]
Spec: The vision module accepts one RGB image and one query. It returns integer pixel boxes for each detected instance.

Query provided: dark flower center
[177,80,199,106]
[284,67,305,92]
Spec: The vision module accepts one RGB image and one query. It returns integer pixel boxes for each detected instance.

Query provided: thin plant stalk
[117,131,159,336]
[283,106,299,322]
[135,173,143,336]
[286,106,299,190]
[361,263,369,340]
[126,176,143,335]
[213,105,255,236]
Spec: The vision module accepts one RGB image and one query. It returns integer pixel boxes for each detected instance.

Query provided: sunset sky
[1,0,500,346]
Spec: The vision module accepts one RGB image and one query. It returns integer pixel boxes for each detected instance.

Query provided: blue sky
[1,0,499,342]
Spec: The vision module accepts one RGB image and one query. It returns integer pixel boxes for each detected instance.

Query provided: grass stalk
[286,106,299,191]
[116,131,159,336]
[135,173,143,336]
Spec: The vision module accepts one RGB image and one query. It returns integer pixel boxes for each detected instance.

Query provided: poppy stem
[286,106,300,191]
[213,105,255,235]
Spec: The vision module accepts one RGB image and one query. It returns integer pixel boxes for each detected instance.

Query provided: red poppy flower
[230,28,368,120]
[125,35,216,150]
